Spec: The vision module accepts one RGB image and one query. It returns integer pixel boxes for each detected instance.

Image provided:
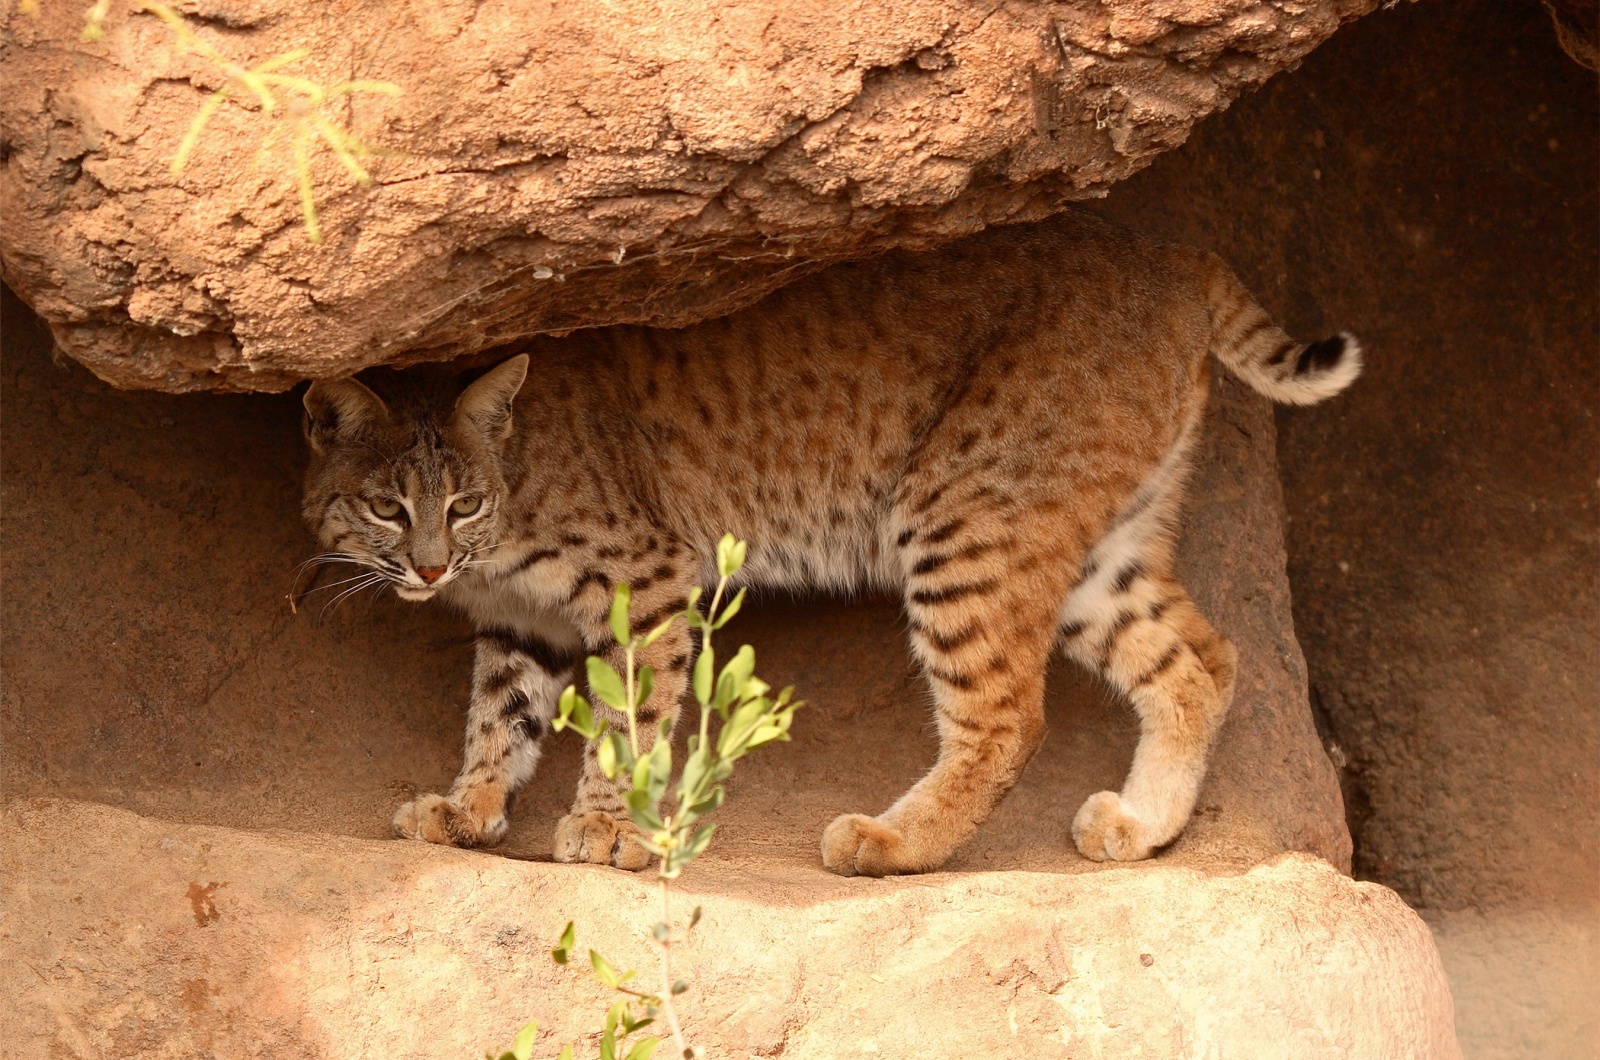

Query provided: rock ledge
[1,797,1460,1059]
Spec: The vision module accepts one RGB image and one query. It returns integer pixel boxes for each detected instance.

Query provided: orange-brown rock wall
[0,0,1373,391]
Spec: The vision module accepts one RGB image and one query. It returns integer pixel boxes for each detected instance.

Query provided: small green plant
[488,535,800,1060]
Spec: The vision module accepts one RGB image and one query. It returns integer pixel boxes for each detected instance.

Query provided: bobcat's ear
[303,376,388,454]
[453,354,529,442]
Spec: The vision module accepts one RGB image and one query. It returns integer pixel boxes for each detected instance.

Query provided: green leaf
[716,534,747,577]
[712,587,747,629]
[686,785,725,819]
[624,788,666,833]
[609,582,632,646]
[665,821,716,876]
[686,821,716,858]
[551,920,574,964]
[677,744,713,806]
[672,979,689,995]
[632,749,653,798]
[601,1000,627,1060]
[635,665,655,711]
[714,645,756,711]
[591,949,621,989]
[652,921,670,942]
[692,645,714,707]
[624,1039,661,1060]
[552,686,576,732]
[558,1047,574,1060]
[587,656,628,711]
[512,1019,538,1060]
[642,616,677,647]
[746,717,795,750]
[645,738,672,800]
[555,687,602,739]
[598,730,620,781]
[717,698,765,757]
[689,905,702,930]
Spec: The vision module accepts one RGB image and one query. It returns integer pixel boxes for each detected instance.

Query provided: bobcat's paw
[821,813,927,877]
[553,811,651,871]
[393,793,506,848]
[1072,791,1159,862]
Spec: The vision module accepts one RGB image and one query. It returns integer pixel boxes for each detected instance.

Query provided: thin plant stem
[625,640,640,758]
[657,878,688,1057]
[699,573,729,751]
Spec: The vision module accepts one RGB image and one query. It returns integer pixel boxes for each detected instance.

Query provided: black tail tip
[1295,335,1350,376]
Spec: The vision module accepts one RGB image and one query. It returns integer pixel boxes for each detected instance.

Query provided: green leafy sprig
[494,535,798,1060]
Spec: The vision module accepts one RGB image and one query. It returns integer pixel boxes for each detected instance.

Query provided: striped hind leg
[1059,558,1236,861]
[821,500,1072,877]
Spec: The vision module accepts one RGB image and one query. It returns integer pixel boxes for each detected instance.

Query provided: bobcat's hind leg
[1059,562,1236,862]
[393,622,577,848]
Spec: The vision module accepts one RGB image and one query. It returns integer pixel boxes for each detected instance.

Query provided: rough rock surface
[0,0,1373,391]
[1,799,1457,1060]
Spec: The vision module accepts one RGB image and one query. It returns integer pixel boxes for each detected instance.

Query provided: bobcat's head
[300,355,528,601]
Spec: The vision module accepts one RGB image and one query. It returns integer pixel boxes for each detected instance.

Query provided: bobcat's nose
[415,565,448,584]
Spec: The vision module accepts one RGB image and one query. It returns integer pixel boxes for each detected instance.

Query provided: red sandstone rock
[1,0,1373,391]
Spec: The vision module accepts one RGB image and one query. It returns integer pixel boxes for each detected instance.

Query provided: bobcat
[301,210,1359,876]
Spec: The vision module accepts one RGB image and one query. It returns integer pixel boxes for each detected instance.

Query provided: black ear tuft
[303,377,388,453]
[453,354,529,442]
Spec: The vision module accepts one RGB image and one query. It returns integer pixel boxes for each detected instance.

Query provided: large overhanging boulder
[1,0,1374,392]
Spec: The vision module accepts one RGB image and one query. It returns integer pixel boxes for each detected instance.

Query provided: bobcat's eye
[370,497,404,521]
[450,495,483,518]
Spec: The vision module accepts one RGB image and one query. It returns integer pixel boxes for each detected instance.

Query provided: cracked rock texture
[1,0,1372,391]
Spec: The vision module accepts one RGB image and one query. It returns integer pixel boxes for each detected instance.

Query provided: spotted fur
[301,210,1358,875]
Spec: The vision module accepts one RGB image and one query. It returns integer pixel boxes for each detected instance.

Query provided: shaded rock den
[3,0,1596,1058]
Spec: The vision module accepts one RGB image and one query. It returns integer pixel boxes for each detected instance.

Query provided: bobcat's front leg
[553,555,695,870]
[393,621,578,847]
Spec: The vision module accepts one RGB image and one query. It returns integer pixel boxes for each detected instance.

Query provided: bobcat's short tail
[1202,252,1362,406]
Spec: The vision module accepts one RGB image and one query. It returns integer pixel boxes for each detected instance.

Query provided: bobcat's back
[501,211,1318,594]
